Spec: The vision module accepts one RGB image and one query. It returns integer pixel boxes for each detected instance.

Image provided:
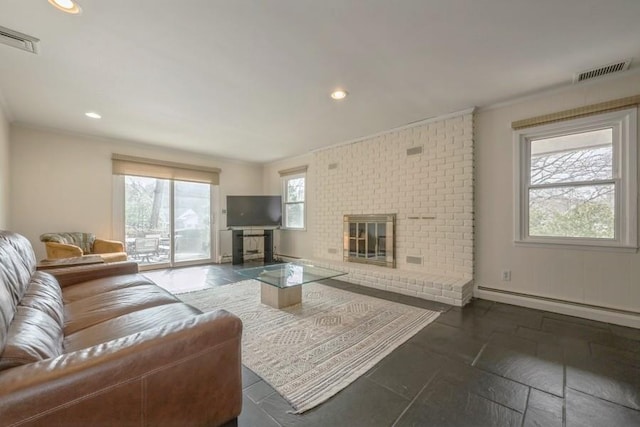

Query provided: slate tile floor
[145,263,640,427]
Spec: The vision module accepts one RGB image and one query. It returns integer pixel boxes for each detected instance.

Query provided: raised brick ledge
[303,258,473,307]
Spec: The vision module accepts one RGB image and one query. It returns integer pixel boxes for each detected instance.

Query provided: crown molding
[477,66,640,114]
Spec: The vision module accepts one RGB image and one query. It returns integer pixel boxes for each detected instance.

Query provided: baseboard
[476,286,640,329]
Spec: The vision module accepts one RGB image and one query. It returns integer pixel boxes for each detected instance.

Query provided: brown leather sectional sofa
[0,230,242,426]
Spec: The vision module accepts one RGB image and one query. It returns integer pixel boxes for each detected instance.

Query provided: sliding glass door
[174,181,211,263]
[124,176,212,268]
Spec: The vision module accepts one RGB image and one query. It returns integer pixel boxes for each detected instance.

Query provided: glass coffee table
[237,262,346,308]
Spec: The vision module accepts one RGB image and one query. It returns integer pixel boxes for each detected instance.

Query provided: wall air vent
[0,26,39,54]
[573,60,631,83]
[406,146,423,156]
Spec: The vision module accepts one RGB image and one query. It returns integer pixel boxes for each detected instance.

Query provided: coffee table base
[261,283,302,308]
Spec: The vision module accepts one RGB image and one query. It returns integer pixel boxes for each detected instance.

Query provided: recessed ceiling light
[85,112,101,119]
[48,0,82,14]
[330,89,348,100]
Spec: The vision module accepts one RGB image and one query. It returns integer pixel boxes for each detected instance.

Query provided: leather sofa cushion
[0,245,32,309]
[0,232,39,354]
[62,274,153,303]
[64,284,179,334]
[0,250,18,351]
[64,302,201,352]
[0,231,37,274]
[19,272,64,327]
[0,305,63,371]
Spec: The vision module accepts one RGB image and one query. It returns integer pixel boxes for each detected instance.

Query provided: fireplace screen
[343,214,395,268]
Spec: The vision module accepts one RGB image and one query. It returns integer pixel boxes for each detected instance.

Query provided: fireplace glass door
[344,214,395,268]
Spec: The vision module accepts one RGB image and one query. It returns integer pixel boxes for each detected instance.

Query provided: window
[113,154,218,267]
[283,173,306,229]
[514,107,637,249]
[123,177,212,266]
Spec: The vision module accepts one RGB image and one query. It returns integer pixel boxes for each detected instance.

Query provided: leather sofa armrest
[0,310,243,427]
[44,242,83,259]
[93,238,125,253]
[47,261,140,287]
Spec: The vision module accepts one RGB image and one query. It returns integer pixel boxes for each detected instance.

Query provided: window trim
[282,172,306,230]
[514,107,637,250]
[112,175,219,269]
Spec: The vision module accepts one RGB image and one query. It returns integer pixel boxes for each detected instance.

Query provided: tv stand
[232,229,274,265]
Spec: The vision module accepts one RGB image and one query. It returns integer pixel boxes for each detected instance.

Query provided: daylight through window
[283,174,306,229]
[514,107,637,249]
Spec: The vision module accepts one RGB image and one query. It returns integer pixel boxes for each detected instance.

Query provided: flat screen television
[226,195,282,228]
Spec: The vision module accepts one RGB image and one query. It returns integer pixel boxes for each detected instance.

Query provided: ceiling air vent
[0,26,39,54]
[573,60,631,83]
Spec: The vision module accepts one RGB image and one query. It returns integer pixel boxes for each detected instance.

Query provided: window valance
[278,165,308,177]
[512,94,640,130]
[112,154,220,184]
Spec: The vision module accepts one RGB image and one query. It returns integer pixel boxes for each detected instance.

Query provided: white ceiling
[1,1,639,163]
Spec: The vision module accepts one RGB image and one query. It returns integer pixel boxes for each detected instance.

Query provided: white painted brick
[309,111,474,303]
[436,296,455,305]
[407,283,422,292]
[398,288,418,297]
[416,292,437,302]
[442,290,459,299]
[421,287,442,296]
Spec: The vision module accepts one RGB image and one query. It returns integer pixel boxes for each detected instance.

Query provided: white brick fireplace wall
[309,109,474,306]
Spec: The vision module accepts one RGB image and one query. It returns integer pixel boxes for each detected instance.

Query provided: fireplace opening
[343,214,395,268]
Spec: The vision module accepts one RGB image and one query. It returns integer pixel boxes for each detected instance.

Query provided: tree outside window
[514,107,637,249]
[284,175,305,229]
[528,128,614,239]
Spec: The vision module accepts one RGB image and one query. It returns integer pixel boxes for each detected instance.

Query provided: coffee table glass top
[236,262,346,288]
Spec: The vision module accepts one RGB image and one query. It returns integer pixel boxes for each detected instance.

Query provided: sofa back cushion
[0,305,64,371]
[20,272,65,327]
[0,272,64,372]
[0,231,37,274]
[40,232,96,254]
[0,231,38,354]
[0,247,17,353]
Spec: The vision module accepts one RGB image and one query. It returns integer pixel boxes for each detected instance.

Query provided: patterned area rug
[177,280,440,414]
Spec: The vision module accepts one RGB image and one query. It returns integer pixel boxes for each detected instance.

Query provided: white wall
[10,125,263,260]
[475,72,640,318]
[0,106,8,229]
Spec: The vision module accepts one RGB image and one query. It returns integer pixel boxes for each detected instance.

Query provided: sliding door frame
[112,175,219,271]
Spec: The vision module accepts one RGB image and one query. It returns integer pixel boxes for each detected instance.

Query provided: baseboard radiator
[477,286,640,317]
